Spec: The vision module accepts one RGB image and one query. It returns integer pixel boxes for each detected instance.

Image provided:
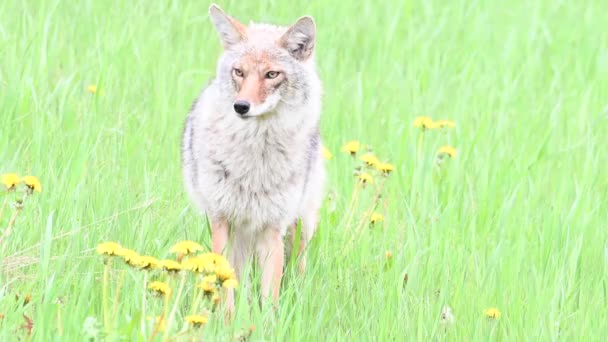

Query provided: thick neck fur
[193,80,320,181]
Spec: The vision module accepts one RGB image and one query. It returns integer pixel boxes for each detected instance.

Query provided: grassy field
[1,0,607,340]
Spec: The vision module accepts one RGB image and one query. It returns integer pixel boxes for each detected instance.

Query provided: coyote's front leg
[210,217,229,254]
[256,227,284,303]
[210,217,235,315]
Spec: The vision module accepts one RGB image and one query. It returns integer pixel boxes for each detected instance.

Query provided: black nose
[233,100,250,115]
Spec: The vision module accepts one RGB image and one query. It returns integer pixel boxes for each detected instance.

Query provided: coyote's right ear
[209,4,246,49]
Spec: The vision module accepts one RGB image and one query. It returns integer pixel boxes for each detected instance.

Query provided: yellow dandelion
[203,252,231,271]
[22,176,42,193]
[341,140,360,155]
[222,278,238,289]
[359,153,380,167]
[202,274,218,284]
[138,256,160,270]
[198,280,217,296]
[115,247,136,257]
[118,248,141,266]
[1,173,20,190]
[198,275,220,297]
[426,120,441,129]
[385,250,393,259]
[169,240,204,256]
[212,253,231,266]
[159,259,183,273]
[215,265,236,282]
[148,281,171,297]
[183,253,228,273]
[185,315,208,328]
[376,162,395,174]
[357,172,373,184]
[370,212,384,224]
[322,146,333,160]
[436,120,456,128]
[484,308,501,319]
[182,256,211,273]
[87,84,97,94]
[412,116,434,129]
[437,146,458,158]
[96,242,122,256]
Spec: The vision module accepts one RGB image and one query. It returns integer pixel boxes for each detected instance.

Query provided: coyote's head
[209,4,318,118]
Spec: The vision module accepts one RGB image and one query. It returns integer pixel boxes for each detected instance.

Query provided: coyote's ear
[279,16,316,61]
[209,4,246,49]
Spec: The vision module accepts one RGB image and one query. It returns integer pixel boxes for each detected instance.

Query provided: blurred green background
[1,0,607,340]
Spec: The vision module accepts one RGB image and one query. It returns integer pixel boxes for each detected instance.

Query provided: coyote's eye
[265,71,280,79]
[233,68,244,77]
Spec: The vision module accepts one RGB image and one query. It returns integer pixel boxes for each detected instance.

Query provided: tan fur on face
[233,52,285,105]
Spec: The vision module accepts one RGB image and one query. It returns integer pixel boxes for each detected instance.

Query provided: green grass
[1,0,607,340]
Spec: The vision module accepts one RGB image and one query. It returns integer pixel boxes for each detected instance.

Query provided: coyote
[181,4,325,309]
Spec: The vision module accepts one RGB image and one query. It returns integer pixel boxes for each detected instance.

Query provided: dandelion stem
[354,177,387,233]
[416,130,425,161]
[164,272,187,339]
[0,196,9,222]
[161,291,170,335]
[57,305,63,336]
[141,272,148,336]
[111,270,126,331]
[342,181,362,229]
[189,284,202,315]
[344,178,388,253]
[0,207,22,251]
[102,258,111,331]
[148,316,162,342]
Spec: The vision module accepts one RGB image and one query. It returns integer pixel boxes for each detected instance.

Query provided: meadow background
[1,0,607,340]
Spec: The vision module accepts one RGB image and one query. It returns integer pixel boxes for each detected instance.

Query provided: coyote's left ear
[279,16,316,61]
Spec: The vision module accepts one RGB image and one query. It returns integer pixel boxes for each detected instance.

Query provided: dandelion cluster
[411,116,458,164]
[413,116,456,130]
[1,173,43,245]
[95,240,239,338]
[340,141,395,178]
[170,240,204,257]
[333,141,396,231]
[1,173,42,194]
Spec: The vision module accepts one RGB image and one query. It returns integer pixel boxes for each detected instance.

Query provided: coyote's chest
[202,121,307,227]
